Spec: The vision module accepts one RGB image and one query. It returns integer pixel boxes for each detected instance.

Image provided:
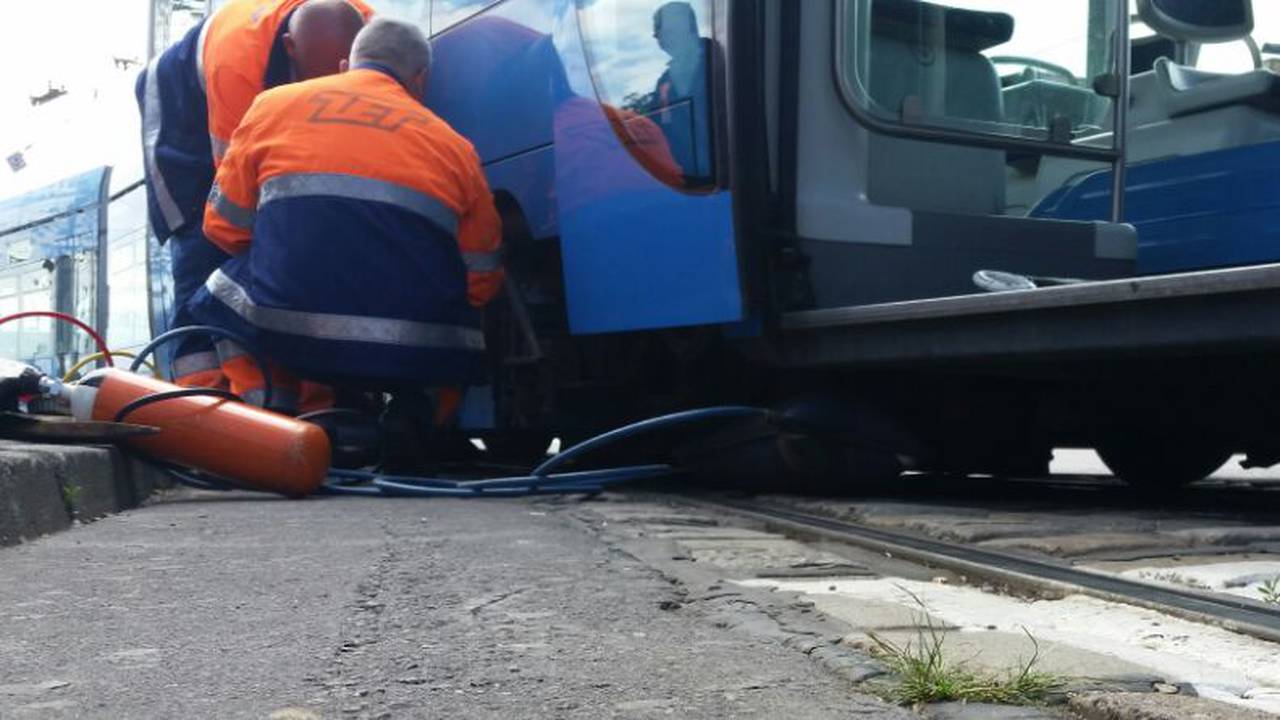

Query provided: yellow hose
[63,351,157,382]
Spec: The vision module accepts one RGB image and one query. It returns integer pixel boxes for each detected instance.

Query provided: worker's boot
[305,410,382,470]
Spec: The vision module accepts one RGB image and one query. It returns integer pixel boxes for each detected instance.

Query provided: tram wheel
[1096,435,1232,490]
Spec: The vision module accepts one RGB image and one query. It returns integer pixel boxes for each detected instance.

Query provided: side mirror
[1136,0,1253,44]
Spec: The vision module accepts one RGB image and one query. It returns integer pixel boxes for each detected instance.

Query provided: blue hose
[321,464,676,498]
[153,402,769,499]
[130,325,275,408]
[314,406,771,499]
[128,326,774,498]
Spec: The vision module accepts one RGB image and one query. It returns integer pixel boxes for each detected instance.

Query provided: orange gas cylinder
[71,369,330,497]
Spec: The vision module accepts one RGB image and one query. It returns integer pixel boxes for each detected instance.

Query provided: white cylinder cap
[66,378,103,422]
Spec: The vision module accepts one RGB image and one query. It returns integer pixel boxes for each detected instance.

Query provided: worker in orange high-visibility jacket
[191,17,504,414]
[136,0,371,390]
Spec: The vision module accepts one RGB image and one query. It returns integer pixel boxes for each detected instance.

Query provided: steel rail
[699,497,1280,643]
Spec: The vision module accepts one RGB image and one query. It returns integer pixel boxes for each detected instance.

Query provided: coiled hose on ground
[123,326,770,498]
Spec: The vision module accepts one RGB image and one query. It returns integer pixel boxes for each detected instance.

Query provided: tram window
[576,0,720,190]
[432,0,497,32]
[841,0,1122,147]
[372,0,432,29]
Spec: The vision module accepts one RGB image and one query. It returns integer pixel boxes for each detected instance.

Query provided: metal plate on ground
[0,412,158,442]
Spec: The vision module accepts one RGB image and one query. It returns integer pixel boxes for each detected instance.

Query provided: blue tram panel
[1033,141,1280,274]
[424,0,745,334]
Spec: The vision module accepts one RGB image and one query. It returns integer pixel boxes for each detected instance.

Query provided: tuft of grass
[61,483,81,515]
[866,594,1063,706]
[1261,577,1280,605]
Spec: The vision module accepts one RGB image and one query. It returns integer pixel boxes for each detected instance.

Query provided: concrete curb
[1068,692,1275,719]
[0,441,169,546]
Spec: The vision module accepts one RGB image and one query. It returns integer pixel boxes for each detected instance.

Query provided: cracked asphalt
[0,490,908,719]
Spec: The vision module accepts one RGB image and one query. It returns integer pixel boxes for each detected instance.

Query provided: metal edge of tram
[691,496,1280,644]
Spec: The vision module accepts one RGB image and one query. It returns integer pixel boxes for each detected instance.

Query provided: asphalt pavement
[0,490,908,719]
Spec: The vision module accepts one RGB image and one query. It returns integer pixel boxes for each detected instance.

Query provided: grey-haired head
[350,17,434,99]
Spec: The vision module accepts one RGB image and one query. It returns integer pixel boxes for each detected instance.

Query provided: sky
[0,0,151,200]
[0,0,428,203]
[2,0,1279,203]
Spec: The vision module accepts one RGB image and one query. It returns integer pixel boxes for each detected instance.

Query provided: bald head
[284,0,366,82]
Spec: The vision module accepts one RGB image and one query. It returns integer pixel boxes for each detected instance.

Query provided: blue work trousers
[169,223,232,379]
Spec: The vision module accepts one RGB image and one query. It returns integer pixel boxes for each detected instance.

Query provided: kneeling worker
[138,0,373,391]
[191,17,504,415]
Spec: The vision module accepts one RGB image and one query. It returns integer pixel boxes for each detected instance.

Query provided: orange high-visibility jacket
[194,66,504,384]
[138,0,373,239]
[202,0,375,164]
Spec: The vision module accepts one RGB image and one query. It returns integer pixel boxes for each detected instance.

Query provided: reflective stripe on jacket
[195,67,504,385]
[136,20,212,239]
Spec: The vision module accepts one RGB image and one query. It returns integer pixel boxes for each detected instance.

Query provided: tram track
[692,495,1280,644]
[806,473,1280,516]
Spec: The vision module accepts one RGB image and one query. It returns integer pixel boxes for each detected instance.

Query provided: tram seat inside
[863,0,1011,215]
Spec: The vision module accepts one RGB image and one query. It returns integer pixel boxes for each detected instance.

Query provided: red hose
[0,311,113,366]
